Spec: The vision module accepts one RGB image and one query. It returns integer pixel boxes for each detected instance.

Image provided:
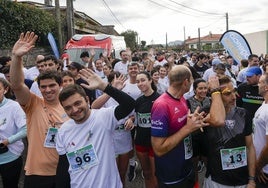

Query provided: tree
[141,40,146,50]
[0,0,56,49]
[120,30,138,51]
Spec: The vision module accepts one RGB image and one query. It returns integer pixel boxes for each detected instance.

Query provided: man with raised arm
[10,32,69,188]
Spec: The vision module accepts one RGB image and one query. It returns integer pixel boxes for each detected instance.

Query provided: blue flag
[220,30,252,64]
[47,32,60,59]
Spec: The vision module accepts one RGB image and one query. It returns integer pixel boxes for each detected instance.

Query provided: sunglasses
[221,88,237,96]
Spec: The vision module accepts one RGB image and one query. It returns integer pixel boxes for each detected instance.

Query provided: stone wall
[0,48,51,68]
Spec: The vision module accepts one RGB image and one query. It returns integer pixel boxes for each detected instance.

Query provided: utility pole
[66,0,74,39]
[198,28,201,52]
[226,12,229,31]
[183,26,186,51]
[166,32,168,50]
[55,0,62,53]
[183,26,186,41]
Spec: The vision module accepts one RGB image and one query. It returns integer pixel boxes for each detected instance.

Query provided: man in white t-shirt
[114,50,130,75]
[25,55,45,81]
[253,72,268,188]
[56,69,135,188]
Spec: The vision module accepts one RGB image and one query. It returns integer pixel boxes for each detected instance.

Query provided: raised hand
[208,76,220,91]
[79,68,108,91]
[89,48,96,57]
[111,74,126,90]
[12,32,38,57]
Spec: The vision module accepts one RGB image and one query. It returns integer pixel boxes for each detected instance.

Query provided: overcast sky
[19,0,268,45]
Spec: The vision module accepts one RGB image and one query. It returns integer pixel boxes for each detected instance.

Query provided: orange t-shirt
[22,93,69,176]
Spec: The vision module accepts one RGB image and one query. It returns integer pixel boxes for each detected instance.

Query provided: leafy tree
[120,30,138,51]
[141,40,146,49]
[0,0,56,49]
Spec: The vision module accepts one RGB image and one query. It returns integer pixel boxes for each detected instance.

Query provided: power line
[147,0,204,17]
[167,0,223,16]
[200,15,225,29]
[147,0,223,18]
[100,0,126,30]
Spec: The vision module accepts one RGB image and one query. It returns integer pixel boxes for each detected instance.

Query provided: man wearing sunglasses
[204,75,256,187]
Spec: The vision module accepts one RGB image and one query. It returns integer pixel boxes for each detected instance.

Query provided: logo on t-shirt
[0,118,6,126]
[174,107,180,113]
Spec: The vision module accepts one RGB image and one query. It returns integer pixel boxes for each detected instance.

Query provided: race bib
[220,146,247,170]
[44,127,58,148]
[184,135,193,160]
[137,112,151,128]
[67,144,99,173]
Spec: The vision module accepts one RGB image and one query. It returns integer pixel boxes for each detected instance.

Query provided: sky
[19,0,268,45]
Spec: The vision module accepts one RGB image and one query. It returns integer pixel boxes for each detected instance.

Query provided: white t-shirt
[56,107,122,188]
[109,80,142,155]
[158,77,169,88]
[113,61,129,75]
[0,98,26,156]
[253,102,268,174]
[154,59,168,67]
[203,67,232,81]
[30,81,42,97]
[25,66,39,80]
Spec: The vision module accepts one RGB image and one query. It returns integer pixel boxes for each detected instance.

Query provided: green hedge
[0,0,56,49]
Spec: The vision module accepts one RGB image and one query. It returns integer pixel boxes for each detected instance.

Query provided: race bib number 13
[220,146,247,170]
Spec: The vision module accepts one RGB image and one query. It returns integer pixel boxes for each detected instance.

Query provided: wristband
[210,88,221,94]
[211,91,221,95]
[248,176,255,181]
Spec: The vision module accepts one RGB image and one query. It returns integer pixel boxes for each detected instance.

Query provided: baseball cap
[67,62,84,71]
[212,58,222,66]
[245,66,262,77]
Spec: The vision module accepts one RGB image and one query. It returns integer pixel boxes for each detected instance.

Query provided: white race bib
[220,146,247,170]
[137,112,151,128]
[184,135,193,160]
[44,127,58,148]
[67,144,99,173]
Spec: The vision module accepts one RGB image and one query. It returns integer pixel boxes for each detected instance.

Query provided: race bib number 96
[67,144,99,173]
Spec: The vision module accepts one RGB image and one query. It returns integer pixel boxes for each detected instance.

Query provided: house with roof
[184,32,223,52]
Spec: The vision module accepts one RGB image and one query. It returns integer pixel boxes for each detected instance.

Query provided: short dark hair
[61,71,75,80]
[44,55,58,64]
[193,78,206,90]
[0,56,11,66]
[0,77,10,90]
[80,51,89,58]
[107,71,121,83]
[1,65,10,74]
[37,70,62,87]
[59,84,87,104]
[120,50,126,56]
[127,62,139,69]
[248,54,258,61]
[219,75,232,86]
[198,53,207,60]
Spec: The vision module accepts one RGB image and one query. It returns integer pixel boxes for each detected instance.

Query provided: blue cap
[212,58,222,66]
[245,66,262,77]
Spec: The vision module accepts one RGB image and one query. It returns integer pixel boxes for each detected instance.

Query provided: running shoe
[128,161,138,182]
